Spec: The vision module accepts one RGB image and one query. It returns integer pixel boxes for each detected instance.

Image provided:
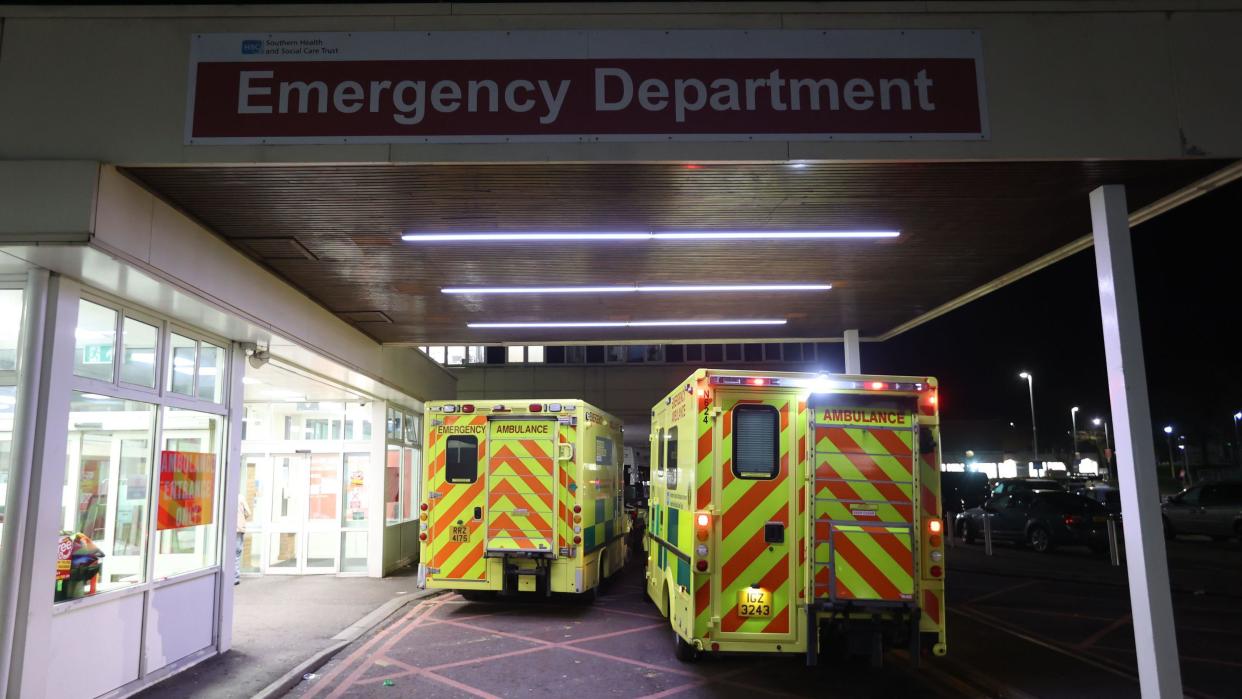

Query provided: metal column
[843,328,861,374]
[0,270,50,692]
[1090,185,1182,698]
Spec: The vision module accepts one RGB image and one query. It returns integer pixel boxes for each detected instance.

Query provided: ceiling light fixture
[403,230,898,242]
[467,319,787,329]
[442,283,832,294]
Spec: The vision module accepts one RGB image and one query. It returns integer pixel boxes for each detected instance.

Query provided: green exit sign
[82,344,114,365]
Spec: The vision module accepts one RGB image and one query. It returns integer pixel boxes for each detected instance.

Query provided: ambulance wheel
[673,632,699,663]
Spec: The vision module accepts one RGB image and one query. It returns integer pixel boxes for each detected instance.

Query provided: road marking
[563,622,668,645]
[964,579,1038,605]
[970,603,1119,623]
[311,600,440,699]
[956,603,1222,699]
[423,644,549,673]
[1074,613,1131,651]
[422,669,504,699]
[951,606,1139,681]
[634,680,707,699]
[1092,644,1242,670]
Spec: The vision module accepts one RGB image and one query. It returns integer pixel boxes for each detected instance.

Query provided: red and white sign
[186,30,987,144]
[157,451,216,531]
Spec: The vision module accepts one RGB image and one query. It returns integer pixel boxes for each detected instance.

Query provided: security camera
[247,350,270,370]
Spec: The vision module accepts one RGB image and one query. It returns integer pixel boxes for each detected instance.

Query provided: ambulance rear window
[732,404,779,480]
[446,435,479,484]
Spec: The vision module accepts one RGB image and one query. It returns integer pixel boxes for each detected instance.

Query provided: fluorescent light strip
[403,231,897,242]
[442,283,832,294]
[467,319,787,329]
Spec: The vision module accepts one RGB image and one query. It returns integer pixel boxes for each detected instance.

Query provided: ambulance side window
[732,404,779,480]
[445,435,479,484]
[655,428,665,479]
[666,427,679,490]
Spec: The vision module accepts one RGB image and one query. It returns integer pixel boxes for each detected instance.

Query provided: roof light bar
[404,231,898,243]
[467,319,786,329]
[442,283,832,295]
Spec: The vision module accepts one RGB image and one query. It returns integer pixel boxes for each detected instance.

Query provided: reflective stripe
[427,415,488,581]
[812,415,917,602]
[717,396,794,638]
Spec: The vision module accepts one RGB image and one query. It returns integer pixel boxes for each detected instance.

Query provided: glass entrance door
[304,454,342,572]
[266,453,304,573]
[262,453,342,574]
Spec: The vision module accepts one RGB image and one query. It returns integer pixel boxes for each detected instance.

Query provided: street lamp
[1233,411,1241,468]
[1093,417,1112,481]
[1178,443,1190,483]
[1019,372,1038,471]
[1070,406,1080,467]
[1163,425,1174,479]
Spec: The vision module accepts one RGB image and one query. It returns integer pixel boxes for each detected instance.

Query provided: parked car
[1068,481,1122,517]
[941,471,991,516]
[1162,481,1242,541]
[987,477,1065,498]
[955,489,1112,553]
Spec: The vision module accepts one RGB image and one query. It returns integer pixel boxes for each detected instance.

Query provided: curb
[252,589,445,699]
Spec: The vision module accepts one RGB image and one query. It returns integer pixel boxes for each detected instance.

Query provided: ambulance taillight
[694,513,711,572]
[926,518,945,576]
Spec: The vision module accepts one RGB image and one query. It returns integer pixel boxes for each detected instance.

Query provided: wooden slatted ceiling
[124,160,1225,344]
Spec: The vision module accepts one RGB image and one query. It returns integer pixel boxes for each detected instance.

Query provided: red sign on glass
[187,30,988,145]
[157,451,216,531]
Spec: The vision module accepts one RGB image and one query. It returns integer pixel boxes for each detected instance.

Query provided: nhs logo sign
[241,39,263,55]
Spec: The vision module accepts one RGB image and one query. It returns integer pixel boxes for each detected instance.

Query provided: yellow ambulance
[417,399,626,598]
[645,370,946,665]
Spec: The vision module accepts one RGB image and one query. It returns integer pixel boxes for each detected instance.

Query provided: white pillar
[843,329,861,374]
[1090,185,1182,698]
[6,275,79,699]
[0,270,50,691]
[215,342,248,653]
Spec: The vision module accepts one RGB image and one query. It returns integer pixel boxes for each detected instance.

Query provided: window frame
[54,290,236,609]
[655,428,665,480]
[384,404,424,526]
[445,434,480,484]
[665,426,679,489]
[730,404,780,481]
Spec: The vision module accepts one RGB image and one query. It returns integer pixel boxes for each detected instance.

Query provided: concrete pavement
[137,567,425,699]
[288,558,957,699]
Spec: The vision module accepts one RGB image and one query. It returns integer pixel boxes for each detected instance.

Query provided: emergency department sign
[185,30,988,144]
[157,451,216,530]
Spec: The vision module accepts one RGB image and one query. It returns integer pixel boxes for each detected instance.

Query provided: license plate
[737,588,772,618]
[450,525,469,543]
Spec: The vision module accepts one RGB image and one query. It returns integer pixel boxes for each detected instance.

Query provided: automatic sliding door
[304,453,342,572]
[266,454,304,573]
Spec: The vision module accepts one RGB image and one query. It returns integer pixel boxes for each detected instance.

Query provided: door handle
[764,521,785,544]
[473,506,482,520]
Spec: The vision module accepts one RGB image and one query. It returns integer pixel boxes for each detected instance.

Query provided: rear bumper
[806,598,929,666]
[485,548,556,559]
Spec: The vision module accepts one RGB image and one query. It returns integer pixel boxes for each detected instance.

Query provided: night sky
[868,178,1242,464]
